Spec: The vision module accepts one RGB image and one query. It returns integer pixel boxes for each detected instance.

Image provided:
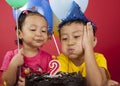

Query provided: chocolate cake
[25,72,86,86]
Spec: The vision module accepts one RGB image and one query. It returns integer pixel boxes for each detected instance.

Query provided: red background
[0,0,120,83]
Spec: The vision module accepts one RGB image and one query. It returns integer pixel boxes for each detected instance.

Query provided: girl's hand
[17,76,25,86]
[82,22,95,50]
[11,48,24,66]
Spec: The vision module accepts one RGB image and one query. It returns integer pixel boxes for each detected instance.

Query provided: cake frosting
[25,72,86,86]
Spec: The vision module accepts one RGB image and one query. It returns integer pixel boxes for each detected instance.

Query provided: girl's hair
[15,10,48,45]
[58,19,97,38]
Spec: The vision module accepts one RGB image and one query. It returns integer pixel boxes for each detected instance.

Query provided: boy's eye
[74,36,80,38]
[61,38,68,41]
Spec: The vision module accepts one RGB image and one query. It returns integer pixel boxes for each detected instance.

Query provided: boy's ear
[93,37,97,47]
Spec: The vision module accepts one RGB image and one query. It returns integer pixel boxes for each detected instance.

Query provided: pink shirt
[0,49,52,77]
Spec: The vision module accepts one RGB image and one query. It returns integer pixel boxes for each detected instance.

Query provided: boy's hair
[15,10,48,45]
[58,19,97,38]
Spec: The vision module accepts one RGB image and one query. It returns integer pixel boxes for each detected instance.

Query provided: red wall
[0,0,120,83]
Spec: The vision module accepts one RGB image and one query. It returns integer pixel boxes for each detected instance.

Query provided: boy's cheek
[62,46,67,53]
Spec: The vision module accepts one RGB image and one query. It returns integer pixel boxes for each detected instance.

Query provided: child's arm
[82,22,107,86]
[2,49,24,86]
[107,80,120,86]
[17,76,25,86]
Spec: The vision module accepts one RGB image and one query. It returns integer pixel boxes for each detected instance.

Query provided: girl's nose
[35,31,42,37]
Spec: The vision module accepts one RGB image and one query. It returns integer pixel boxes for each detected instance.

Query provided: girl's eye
[30,27,36,31]
[41,27,48,33]
[30,29,36,31]
[41,30,47,33]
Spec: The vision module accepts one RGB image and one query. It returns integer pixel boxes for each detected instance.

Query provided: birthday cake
[25,58,86,86]
[25,72,86,86]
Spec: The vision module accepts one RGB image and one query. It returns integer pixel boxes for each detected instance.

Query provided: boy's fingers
[87,22,93,36]
[107,80,120,86]
[83,25,87,35]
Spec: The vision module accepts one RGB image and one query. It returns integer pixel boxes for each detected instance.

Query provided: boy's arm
[84,46,107,86]
[83,22,107,86]
[107,80,120,86]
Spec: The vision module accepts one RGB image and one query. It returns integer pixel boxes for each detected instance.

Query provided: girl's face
[60,23,84,59]
[19,15,48,48]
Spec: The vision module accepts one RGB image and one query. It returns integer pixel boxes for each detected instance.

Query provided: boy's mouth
[68,48,74,54]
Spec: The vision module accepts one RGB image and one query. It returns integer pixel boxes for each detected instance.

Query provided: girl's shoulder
[38,50,52,60]
[4,49,18,59]
[0,49,18,72]
[39,50,51,57]
[6,48,18,54]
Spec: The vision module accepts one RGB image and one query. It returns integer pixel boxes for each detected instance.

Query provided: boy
[57,2,119,86]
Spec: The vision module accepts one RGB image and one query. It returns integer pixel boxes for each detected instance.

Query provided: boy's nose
[68,38,75,45]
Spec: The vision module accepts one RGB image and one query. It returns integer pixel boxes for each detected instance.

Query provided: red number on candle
[49,60,60,76]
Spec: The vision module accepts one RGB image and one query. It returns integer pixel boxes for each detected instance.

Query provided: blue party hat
[59,1,96,31]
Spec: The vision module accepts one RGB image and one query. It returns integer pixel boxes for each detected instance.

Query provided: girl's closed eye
[30,25,36,31]
[41,30,47,33]
[41,26,48,33]
[30,29,36,31]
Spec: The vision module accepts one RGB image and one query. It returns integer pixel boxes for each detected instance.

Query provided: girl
[0,10,52,86]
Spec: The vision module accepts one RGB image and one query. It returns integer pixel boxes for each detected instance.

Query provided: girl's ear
[16,29,22,39]
[93,37,97,47]
[48,33,52,39]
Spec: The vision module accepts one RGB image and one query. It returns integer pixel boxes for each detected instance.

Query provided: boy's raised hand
[82,22,95,50]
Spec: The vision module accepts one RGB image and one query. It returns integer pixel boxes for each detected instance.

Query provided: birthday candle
[49,55,60,76]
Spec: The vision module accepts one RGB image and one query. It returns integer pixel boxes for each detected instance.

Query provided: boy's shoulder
[94,52,107,63]
[57,53,69,62]
[57,53,67,58]
[57,52,106,60]
[94,52,106,59]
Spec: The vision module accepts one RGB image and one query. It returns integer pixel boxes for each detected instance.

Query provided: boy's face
[60,22,84,59]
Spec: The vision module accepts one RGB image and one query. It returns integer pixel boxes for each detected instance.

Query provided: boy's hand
[82,22,95,50]
[107,80,120,86]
